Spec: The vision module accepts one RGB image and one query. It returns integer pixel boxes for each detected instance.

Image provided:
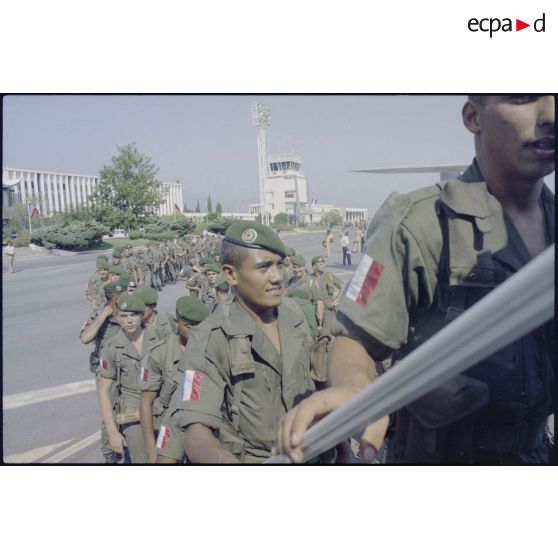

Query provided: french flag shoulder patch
[156,425,171,449]
[180,370,203,401]
[344,255,384,306]
[139,366,149,382]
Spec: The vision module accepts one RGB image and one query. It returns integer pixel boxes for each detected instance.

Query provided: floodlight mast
[252,102,271,227]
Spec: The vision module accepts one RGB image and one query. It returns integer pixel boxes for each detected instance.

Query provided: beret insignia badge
[241,228,258,244]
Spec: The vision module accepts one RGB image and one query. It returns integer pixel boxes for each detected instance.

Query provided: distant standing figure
[323,229,333,257]
[4,241,15,273]
[340,232,351,266]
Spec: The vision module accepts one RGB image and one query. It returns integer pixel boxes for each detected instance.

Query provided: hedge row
[31,221,108,250]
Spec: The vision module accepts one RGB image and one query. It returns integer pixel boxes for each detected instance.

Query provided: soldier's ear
[222,264,238,286]
[462,100,481,134]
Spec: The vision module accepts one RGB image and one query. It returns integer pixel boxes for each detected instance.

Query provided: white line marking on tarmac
[41,265,73,274]
[3,379,96,410]
[43,431,101,463]
[4,439,74,464]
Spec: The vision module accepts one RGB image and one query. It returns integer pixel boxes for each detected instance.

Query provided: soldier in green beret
[80,280,126,462]
[109,265,125,283]
[288,288,318,336]
[283,247,295,285]
[310,255,344,338]
[85,257,111,310]
[286,255,314,299]
[96,293,167,463]
[111,247,123,266]
[139,296,210,463]
[166,220,316,463]
[135,285,176,338]
[198,262,221,308]
[184,257,210,297]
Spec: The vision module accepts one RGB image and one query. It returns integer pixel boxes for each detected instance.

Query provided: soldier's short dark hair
[468,95,488,106]
[221,239,248,268]
[216,281,230,294]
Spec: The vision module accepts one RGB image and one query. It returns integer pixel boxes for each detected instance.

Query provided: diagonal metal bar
[267,244,555,464]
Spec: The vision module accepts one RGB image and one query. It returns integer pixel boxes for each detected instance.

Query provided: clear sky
[2,95,554,215]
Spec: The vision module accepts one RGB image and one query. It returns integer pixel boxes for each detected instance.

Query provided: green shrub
[13,231,31,247]
[31,221,107,250]
[128,230,142,240]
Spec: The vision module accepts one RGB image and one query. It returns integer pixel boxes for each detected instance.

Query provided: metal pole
[266,244,555,463]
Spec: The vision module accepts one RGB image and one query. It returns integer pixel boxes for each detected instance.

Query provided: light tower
[252,102,271,226]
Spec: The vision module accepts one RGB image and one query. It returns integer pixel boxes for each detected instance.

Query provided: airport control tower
[251,103,309,225]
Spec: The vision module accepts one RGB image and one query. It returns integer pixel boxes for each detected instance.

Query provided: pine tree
[215,201,223,214]
[207,195,213,213]
[195,201,201,213]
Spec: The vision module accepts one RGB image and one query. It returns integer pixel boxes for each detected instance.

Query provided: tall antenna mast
[252,102,271,227]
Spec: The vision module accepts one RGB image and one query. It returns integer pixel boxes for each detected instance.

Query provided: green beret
[110,265,124,276]
[291,255,306,268]
[112,248,123,258]
[103,281,125,294]
[175,296,210,324]
[205,262,221,273]
[135,285,158,305]
[288,288,311,301]
[97,260,110,270]
[121,272,134,284]
[96,255,109,264]
[311,256,326,266]
[199,257,213,266]
[224,220,286,258]
[285,247,296,257]
[125,243,133,250]
[117,293,146,313]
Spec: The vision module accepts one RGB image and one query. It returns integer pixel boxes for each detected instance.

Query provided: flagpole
[27,203,33,236]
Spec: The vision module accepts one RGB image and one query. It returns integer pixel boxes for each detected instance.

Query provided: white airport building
[2,167,183,217]
[248,154,367,225]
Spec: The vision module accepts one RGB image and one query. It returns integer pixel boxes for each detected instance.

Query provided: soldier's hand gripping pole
[267,244,555,464]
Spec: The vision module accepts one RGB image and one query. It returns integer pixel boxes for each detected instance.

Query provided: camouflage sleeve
[169,327,226,432]
[334,192,440,360]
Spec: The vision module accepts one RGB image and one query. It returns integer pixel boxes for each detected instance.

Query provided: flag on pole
[27,203,40,219]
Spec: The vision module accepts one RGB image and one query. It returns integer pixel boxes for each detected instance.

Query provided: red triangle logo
[516,19,530,31]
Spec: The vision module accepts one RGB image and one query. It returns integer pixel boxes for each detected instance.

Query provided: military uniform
[287,272,313,298]
[85,274,106,309]
[168,297,316,462]
[97,325,166,463]
[336,160,555,464]
[310,267,343,336]
[140,295,210,462]
[141,334,190,461]
[152,312,177,337]
[81,281,124,462]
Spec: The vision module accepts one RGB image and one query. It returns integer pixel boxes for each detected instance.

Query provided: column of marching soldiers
[79,225,346,463]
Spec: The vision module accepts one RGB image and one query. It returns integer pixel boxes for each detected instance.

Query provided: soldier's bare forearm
[79,308,111,344]
[184,423,240,464]
[328,336,377,390]
[96,376,119,436]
